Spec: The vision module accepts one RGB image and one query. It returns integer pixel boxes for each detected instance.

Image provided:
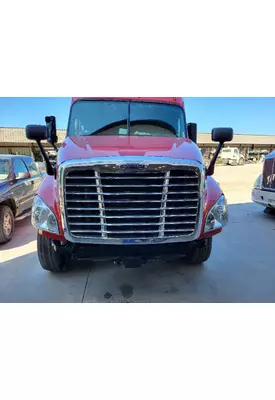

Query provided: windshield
[68,100,187,138]
[222,149,232,153]
[0,160,10,181]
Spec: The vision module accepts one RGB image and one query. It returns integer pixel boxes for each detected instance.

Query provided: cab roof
[71,97,184,108]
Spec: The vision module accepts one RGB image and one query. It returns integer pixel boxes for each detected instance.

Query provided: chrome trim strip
[94,170,107,238]
[58,156,205,245]
[159,171,170,238]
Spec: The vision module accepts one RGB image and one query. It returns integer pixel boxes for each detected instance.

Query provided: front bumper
[52,240,209,262]
[252,188,275,208]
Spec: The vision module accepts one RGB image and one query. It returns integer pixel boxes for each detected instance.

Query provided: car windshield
[68,100,187,138]
[0,160,9,181]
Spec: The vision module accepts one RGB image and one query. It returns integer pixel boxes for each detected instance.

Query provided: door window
[25,160,39,177]
[13,158,28,176]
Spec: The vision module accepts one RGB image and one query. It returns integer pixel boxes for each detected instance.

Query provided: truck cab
[25,97,233,272]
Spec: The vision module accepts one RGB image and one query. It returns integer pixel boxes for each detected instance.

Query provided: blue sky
[0,97,275,135]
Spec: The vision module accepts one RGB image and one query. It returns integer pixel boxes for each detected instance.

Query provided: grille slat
[67,206,198,211]
[66,183,198,188]
[69,221,197,226]
[66,175,196,180]
[67,191,199,196]
[66,199,199,203]
[70,229,195,234]
[68,214,197,219]
[64,166,201,241]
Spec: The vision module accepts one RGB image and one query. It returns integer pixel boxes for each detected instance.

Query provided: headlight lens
[31,196,59,234]
[204,195,228,233]
[254,174,262,189]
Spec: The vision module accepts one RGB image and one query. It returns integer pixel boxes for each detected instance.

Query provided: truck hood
[58,136,204,164]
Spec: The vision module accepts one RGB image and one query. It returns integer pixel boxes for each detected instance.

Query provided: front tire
[37,233,73,272]
[185,237,212,265]
[238,157,244,165]
[264,207,275,216]
[0,205,14,244]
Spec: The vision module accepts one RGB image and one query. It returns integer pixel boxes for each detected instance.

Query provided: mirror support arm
[37,140,54,176]
[206,142,224,176]
[51,143,58,152]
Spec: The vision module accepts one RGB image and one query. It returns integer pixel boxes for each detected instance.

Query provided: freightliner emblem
[119,164,146,170]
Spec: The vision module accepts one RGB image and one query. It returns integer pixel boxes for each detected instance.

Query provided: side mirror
[187,123,197,143]
[207,127,234,176]
[45,116,58,145]
[26,119,57,177]
[26,125,48,141]
[16,171,31,180]
[212,127,233,143]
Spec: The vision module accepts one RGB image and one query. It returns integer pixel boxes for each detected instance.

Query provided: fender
[198,176,223,239]
[37,175,66,241]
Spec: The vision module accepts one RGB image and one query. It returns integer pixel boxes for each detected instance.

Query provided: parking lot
[1,163,275,303]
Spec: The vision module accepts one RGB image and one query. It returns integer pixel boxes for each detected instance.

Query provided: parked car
[0,155,45,244]
[220,147,245,166]
[247,149,268,164]
[252,150,275,214]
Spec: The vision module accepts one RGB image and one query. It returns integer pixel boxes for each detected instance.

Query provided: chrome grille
[63,165,201,242]
[262,158,275,190]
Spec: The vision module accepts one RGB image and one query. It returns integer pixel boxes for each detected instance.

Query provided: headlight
[254,174,262,189]
[31,196,59,234]
[204,195,228,233]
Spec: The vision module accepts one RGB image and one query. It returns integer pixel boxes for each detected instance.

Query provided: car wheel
[264,207,275,216]
[0,205,15,244]
[238,157,244,165]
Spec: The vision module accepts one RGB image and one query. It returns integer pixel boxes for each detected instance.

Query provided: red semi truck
[26,97,233,272]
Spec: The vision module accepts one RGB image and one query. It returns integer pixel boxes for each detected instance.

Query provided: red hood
[58,136,203,164]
